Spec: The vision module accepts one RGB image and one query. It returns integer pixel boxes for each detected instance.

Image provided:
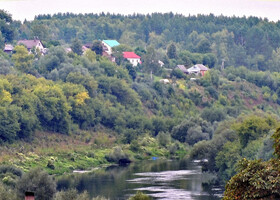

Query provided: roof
[176,65,188,73]
[195,64,209,71]
[187,65,200,73]
[102,40,120,48]
[123,52,141,59]
[17,39,43,49]
[4,44,13,51]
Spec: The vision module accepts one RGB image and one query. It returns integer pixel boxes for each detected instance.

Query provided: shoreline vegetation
[0,131,188,176]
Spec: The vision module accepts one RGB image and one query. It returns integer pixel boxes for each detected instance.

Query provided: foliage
[129,191,151,200]
[0,182,17,200]
[55,189,90,200]
[105,147,131,164]
[167,43,177,59]
[233,115,276,147]
[16,168,56,200]
[71,38,83,55]
[171,117,213,145]
[12,45,34,73]
[91,40,103,55]
[223,127,280,199]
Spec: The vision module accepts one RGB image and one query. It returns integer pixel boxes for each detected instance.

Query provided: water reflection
[57,159,223,200]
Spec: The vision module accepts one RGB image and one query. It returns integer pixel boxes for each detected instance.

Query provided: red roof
[123,52,141,59]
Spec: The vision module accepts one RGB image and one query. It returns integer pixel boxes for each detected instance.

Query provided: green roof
[103,40,120,47]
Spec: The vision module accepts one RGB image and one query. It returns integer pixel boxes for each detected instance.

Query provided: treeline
[9,12,280,72]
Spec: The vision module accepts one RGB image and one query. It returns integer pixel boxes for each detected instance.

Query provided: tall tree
[91,40,103,55]
[0,9,14,42]
[167,43,177,59]
[71,38,83,55]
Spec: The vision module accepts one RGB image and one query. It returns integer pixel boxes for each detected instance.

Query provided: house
[4,44,14,54]
[17,39,45,54]
[123,52,141,67]
[187,64,209,76]
[102,40,120,55]
[176,65,188,74]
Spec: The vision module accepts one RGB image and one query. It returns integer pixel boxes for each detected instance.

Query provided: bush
[201,107,226,123]
[129,191,151,200]
[105,146,131,165]
[0,165,22,177]
[16,168,56,200]
[55,189,89,200]
[171,69,186,79]
[0,182,17,200]
[157,132,171,147]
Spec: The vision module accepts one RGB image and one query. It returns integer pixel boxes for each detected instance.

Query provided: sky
[1,0,280,22]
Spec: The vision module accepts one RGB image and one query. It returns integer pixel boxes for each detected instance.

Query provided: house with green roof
[102,40,120,55]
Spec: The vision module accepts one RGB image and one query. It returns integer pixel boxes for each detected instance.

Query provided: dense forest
[1,10,280,199]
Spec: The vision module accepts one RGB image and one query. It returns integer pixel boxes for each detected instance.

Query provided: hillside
[1,10,280,199]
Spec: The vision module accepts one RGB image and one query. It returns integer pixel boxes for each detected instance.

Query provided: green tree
[0,105,20,142]
[71,38,83,55]
[16,168,56,200]
[12,45,34,73]
[167,43,177,59]
[91,40,103,55]
[223,127,280,200]
[233,115,276,147]
[0,9,14,42]
[196,39,211,53]
[83,49,96,63]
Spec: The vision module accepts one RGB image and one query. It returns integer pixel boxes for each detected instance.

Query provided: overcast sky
[1,0,280,22]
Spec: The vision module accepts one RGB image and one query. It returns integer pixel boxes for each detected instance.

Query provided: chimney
[25,191,35,200]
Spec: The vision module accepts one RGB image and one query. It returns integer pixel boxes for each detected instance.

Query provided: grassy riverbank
[0,130,188,175]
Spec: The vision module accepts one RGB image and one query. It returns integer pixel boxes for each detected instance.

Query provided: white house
[187,64,209,76]
[4,44,14,54]
[17,39,46,54]
[102,40,120,55]
[123,52,141,67]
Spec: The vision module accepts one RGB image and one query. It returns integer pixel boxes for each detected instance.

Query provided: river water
[57,159,223,200]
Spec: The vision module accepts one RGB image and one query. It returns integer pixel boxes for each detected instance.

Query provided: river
[57,159,223,200]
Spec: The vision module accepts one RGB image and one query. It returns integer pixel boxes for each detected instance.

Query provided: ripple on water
[135,186,210,200]
[127,170,201,183]
[127,169,221,200]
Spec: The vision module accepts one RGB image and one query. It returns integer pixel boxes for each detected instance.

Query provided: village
[3,38,209,84]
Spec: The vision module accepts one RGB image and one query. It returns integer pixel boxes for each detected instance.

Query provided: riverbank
[0,130,188,175]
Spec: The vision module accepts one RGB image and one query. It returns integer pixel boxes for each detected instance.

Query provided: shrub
[55,189,89,200]
[16,168,56,200]
[157,132,171,147]
[105,147,131,165]
[129,191,151,200]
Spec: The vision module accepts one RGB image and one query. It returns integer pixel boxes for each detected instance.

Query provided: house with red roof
[17,39,45,54]
[123,52,141,67]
